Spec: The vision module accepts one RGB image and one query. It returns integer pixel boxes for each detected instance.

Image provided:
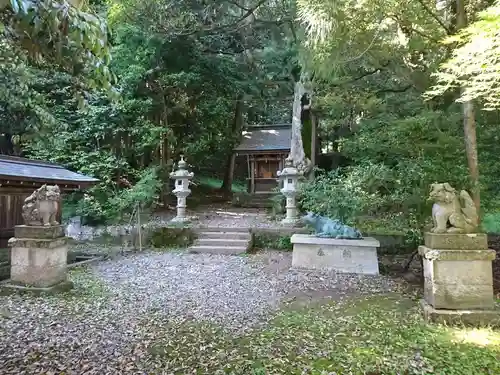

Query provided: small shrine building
[233,124,291,194]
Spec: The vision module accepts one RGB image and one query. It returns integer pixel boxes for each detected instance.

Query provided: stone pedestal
[290,234,380,275]
[170,193,190,223]
[1,225,73,294]
[281,195,299,226]
[420,232,499,324]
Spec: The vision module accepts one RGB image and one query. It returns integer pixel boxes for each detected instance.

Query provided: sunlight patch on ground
[451,327,500,347]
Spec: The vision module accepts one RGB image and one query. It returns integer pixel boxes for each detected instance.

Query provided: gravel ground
[0,251,398,374]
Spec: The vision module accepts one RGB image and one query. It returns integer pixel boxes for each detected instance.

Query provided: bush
[252,233,292,251]
[64,166,163,225]
[298,160,466,242]
[149,227,197,248]
[268,191,285,218]
[482,212,500,234]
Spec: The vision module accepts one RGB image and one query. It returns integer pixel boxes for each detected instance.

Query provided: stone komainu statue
[22,184,61,226]
[302,212,363,239]
[428,183,478,234]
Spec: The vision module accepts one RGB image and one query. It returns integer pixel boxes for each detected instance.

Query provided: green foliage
[1,0,114,92]
[481,212,500,234]
[268,192,285,218]
[299,161,434,236]
[107,167,163,218]
[299,101,500,236]
[2,0,301,226]
[295,0,500,237]
[149,227,196,249]
[62,167,162,225]
[427,1,500,110]
[252,233,292,251]
[196,176,246,193]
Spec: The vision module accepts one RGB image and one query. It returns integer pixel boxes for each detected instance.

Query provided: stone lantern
[169,155,194,223]
[277,158,302,226]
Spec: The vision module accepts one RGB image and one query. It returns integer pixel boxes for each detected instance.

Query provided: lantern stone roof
[0,155,99,190]
[234,124,291,154]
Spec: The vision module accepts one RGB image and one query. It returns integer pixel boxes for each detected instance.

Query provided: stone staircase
[189,227,251,255]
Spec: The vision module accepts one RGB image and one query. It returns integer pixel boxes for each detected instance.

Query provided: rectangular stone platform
[424,232,488,250]
[419,245,496,310]
[290,234,380,275]
[8,225,70,290]
[421,300,500,327]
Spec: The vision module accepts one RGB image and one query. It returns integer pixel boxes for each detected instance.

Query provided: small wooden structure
[234,124,291,193]
[0,156,98,248]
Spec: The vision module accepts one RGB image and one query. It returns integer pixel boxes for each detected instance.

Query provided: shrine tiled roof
[0,155,99,187]
[234,124,292,153]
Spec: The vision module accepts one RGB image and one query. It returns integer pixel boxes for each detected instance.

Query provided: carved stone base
[421,300,500,327]
[170,216,191,224]
[281,216,300,227]
[14,224,65,239]
[290,234,380,275]
[0,279,74,296]
[8,226,69,289]
[419,240,496,310]
[424,232,488,250]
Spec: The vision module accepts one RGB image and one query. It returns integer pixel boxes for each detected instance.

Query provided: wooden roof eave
[234,148,290,156]
[0,175,98,191]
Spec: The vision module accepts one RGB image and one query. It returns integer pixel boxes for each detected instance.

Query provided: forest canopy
[1,0,500,237]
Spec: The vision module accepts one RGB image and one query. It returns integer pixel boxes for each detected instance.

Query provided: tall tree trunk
[456,0,480,213]
[220,95,244,194]
[289,73,312,176]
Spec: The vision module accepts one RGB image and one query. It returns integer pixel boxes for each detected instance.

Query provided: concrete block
[14,225,65,240]
[290,234,380,275]
[10,244,68,288]
[420,247,496,310]
[424,232,488,250]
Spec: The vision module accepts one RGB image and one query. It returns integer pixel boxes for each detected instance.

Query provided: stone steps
[195,238,249,247]
[188,245,248,255]
[189,229,251,255]
[198,231,251,240]
[196,227,250,233]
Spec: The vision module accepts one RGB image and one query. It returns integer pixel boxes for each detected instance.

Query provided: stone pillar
[2,225,73,293]
[277,158,302,226]
[1,184,73,294]
[420,232,500,325]
[169,155,194,223]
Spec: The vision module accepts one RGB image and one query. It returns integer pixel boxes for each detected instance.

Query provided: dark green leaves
[4,0,114,92]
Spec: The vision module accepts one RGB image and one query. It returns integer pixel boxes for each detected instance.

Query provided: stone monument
[291,212,380,275]
[169,155,194,223]
[277,158,302,226]
[1,184,73,294]
[420,182,500,325]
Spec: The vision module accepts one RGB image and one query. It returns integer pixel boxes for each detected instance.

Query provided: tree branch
[327,61,391,87]
[415,0,452,34]
[225,0,251,11]
[180,0,268,36]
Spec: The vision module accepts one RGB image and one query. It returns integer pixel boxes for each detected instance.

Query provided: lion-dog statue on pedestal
[22,184,61,226]
[428,182,478,234]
